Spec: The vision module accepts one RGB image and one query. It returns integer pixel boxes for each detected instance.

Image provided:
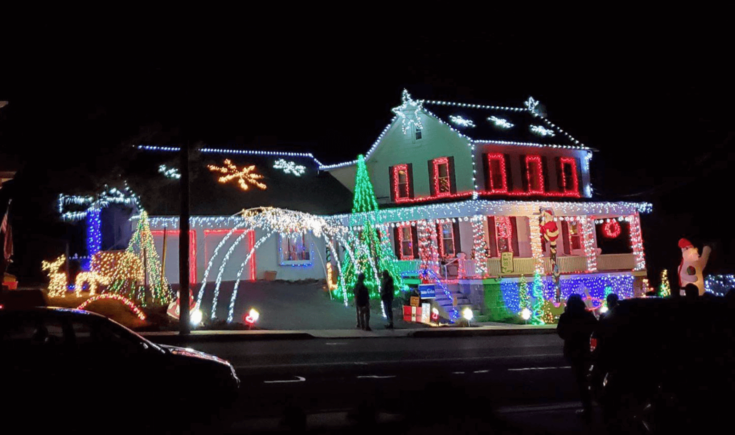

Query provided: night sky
[2,12,734,282]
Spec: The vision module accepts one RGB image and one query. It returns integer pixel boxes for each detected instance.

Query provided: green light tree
[530,270,545,325]
[109,211,173,306]
[518,275,530,313]
[659,270,671,297]
[335,155,403,301]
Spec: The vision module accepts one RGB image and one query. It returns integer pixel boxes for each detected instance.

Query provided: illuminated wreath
[603,220,622,238]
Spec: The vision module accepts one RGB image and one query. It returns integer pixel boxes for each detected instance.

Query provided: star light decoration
[392,89,424,135]
[449,115,475,128]
[525,97,539,114]
[208,159,267,191]
[273,159,306,176]
[488,116,514,129]
[530,125,556,137]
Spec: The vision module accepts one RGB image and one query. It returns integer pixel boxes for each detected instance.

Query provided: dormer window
[415,127,422,140]
[486,153,509,194]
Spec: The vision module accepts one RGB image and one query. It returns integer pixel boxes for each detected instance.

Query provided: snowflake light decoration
[273,159,306,176]
[392,89,424,135]
[488,116,514,129]
[208,159,267,191]
[159,165,181,179]
[449,115,475,128]
[530,125,556,137]
[525,97,539,114]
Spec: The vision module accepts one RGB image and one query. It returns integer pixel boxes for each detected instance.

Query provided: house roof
[318,93,589,171]
[129,147,353,216]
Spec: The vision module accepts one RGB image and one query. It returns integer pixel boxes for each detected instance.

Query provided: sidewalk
[141,322,557,342]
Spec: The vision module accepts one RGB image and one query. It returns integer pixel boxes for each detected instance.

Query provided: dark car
[591,296,735,433]
[0,307,239,431]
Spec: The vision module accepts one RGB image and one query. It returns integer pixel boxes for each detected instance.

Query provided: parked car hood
[160,344,232,367]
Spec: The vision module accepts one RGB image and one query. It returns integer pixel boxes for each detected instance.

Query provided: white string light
[530,125,556,137]
[488,116,514,129]
[449,115,476,128]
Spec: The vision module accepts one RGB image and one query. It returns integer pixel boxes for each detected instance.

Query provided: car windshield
[101,316,165,354]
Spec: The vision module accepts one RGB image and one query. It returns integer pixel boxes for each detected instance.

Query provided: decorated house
[61,90,652,323]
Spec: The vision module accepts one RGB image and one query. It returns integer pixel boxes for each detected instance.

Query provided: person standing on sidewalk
[380,271,395,329]
[557,294,598,420]
[354,273,371,331]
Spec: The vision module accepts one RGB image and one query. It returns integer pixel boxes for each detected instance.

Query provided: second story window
[390,164,413,202]
[524,155,545,194]
[486,153,508,194]
[415,127,422,140]
[559,157,579,195]
[431,157,453,197]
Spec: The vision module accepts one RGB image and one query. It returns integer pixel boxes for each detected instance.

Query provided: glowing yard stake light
[244,308,260,326]
[462,307,474,322]
[190,309,203,326]
[521,308,532,321]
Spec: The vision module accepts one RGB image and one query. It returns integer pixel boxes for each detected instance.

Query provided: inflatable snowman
[678,238,711,296]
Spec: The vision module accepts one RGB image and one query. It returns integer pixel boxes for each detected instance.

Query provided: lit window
[525,155,544,194]
[495,216,514,254]
[559,157,579,194]
[399,226,414,260]
[569,221,582,251]
[280,234,311,265]
[392,164,411,201]
[438,223,456,257]
[433,157,452,196]
[487,153,508,194]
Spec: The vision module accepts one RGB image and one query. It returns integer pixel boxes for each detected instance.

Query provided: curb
[410,327,557,338]
[142,332,314,344]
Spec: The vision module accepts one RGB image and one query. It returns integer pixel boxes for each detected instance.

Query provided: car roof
[0,306,105,319]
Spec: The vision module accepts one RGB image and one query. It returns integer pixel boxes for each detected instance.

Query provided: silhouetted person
[557,294,598,419]
[599,293,619,322]
[381,271,395,329]
[354,274,371,331]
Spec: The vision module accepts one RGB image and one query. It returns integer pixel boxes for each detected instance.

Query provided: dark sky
[2,11,735,280]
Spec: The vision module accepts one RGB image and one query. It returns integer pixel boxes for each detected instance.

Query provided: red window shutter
[562,221,571,255]
[511,217,520,255]
[393,227,401,258]
[389,166,396,202]
[487,216,498,258]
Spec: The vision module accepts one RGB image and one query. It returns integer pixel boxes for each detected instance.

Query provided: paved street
[146,334,605,434]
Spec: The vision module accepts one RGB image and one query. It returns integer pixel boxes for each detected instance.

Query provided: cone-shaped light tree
[335,155,403,301]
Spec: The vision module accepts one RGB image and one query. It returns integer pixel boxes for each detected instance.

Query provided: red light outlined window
[392,164,411,202]
[437,223,456,257]
[151,230,197,284]
[486,153,508,194]
[568,221,582,250]
[525,155,544,194]
[432,157,452,197]
[398,225,414,260]
[559,157,579,194]
[203,229,256,281]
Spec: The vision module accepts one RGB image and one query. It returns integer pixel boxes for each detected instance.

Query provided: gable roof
[130,147,353,216]
[319,92,590,171]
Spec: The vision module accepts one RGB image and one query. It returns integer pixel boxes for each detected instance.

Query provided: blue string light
[84,209,102,270]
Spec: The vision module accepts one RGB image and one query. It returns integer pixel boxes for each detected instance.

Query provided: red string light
[495,216,514,255]
[203,229,257,282]
[77,294,146,320]
[525,155,545,195]
[397,224,414,260]
[151,230,197,284]
[486,153,508,194]
[559,157,579,194]
[392,164,411,203]
[432,157,451,198]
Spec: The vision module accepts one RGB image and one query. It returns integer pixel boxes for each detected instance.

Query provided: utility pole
[179,142,191,334]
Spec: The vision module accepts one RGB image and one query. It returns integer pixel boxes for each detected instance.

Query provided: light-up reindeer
[74,271,111,296]
[42,255,68,297]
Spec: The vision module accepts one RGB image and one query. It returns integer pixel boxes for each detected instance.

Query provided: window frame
[524,155,545,194]
[486,153,509,194]
[278,232,313,266]
[398,225,415,260]
[432,157,452,197]
[559,157,579,194]
[495,216,514,255]
[437,223,456,257]
[392,164,412,202]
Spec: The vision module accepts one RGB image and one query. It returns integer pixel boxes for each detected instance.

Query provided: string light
[660,269,671,297]
[705,275,735,295]
[488,116,514,129]
[74,271,110,296]
[559,157,579,194]
[273,159,306,176]
[158,165,181,179]
[530,125,556,137]
[392,164,411,202]
[227,231,274,322]
[486,153,509,193]
[449,115,476,128]
[392,89,424,135]
[471,216,488,278]
[77,294,146,320]
[581,218,598,272]
[59,185,141,222]
[630,213,646,271]
[138,145,325,167]
[524,97,539,114]
[525,155,545,195]
[85,208,102,268]
[208,159,267,191]
[43,255,68,297]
